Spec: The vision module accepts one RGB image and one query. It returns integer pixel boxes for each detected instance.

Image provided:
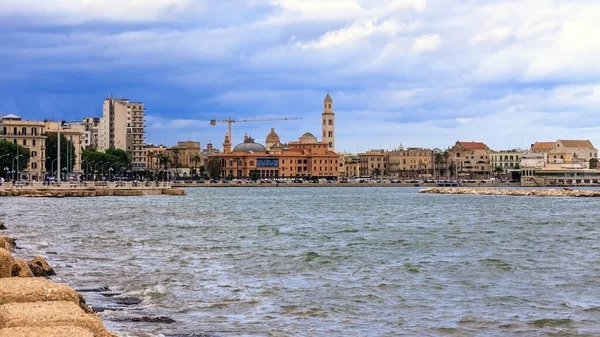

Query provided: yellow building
[0,114,47,180]
[167,141,202,173]
[388,147,433,178]
[448,141,491,178]
[358,150,388,176]
[145,144,167,172]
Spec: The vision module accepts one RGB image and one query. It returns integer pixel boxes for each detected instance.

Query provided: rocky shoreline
[0,221,194,337]
[419,187,600,197]
[0,222,119,336]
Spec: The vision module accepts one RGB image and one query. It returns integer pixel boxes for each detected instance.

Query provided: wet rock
[113,296,142,305]
[78,293,95,314]
[165,334,219,337]
[100,292,122,298]
[11,258,33,277]
[113,316,176,323]
[46,251,58,255]
[27,256,55,277]
[76,286,110,293]
[0,222,6,230]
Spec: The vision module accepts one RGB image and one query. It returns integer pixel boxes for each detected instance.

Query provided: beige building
[388,146,433,178]
[448,141,491,178]
[145,144,167,172]
[44,121,84,175]
[0,114,47,180]
[99,96,146,170]
[67,117,100,149]
[530,140,597,166]
[358,150,388,176]
[167,141,202,172]
[490,149,525,173]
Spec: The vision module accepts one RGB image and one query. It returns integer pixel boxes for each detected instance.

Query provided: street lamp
[85,161,94,181]
[93,162,104,181]
[0,154,9,160]
[12,154,23,181]
[51,158,58,180]
[101,162,111,180]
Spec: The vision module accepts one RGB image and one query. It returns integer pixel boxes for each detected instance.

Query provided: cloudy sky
[1,0,599,153]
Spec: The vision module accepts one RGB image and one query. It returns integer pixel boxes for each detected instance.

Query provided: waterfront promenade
[0,181,185,197]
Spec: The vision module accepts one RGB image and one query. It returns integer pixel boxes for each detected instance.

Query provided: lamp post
[0,154,9,160]
[93,162,104,181]
[102,162,111,180]
[51,158,58,180]
[12,154,23,181]
[85,161,94,181]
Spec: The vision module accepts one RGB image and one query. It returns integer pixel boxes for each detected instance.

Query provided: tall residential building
[99,96,146,170]
[0,114,47,180]
[322,93,335,151]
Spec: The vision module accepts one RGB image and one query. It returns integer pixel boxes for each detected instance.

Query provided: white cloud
[411,34,441,53]
[295,20,402,50]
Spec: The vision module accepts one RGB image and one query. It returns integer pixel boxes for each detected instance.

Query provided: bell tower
[223,132,231,154]
[322,93,335,151]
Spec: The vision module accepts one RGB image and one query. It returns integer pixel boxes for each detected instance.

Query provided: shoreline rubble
[0,233,119,337]
[419,187,600,197]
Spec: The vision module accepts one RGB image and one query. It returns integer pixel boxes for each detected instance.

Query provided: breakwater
[0,182,185,197]
[420,187,600,197]
[0,225,119,337]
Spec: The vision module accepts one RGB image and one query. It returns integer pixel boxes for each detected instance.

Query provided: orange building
[210,94,339,179]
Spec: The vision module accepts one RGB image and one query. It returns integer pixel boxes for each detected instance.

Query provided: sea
[2,187,600,337]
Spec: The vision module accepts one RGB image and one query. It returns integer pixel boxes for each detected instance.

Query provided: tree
[372,168,381,178]
[249,169,260,181]
[590,158,598,169]
[105,148,131,167]
[206,157,222,179]
[45,133,76,175]
[494,166,504,179]
[157,153,171,170]
[198,165,206,178]
[191,154,201,176]
[148,152,156,171]
[0,140,30,179]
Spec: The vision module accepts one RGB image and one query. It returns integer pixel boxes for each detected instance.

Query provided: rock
[78,293,95,314]
[76,286,110,293]
[0,278,79,305]
[0,236,15,253]
[11,259,33,277]
[28,256,55,277]
[0,222,6,230]
[113,296,142,305]
[113,316,176,323]
[0,248,13,278]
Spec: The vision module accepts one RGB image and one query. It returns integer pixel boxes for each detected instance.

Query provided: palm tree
[494,166,504,179]
[148,152,155,172]
[191,154,201,177]
[172,148,180,176]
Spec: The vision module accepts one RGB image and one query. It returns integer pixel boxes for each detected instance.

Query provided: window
[323,131,326,138]
[328,119,333,125]
[23,139,26,146]
[323,120,326,125]
[21,127,26,135]
[32,162,37,169]
[33,139,36,146]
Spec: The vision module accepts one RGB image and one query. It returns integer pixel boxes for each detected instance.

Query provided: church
[210,94,339,180]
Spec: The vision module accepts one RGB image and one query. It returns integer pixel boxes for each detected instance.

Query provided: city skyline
[1,1,599,152]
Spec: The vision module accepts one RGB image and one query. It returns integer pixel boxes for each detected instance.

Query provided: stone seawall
[0,188,185,197]
[0,229,119,337]
[419,187,600,197]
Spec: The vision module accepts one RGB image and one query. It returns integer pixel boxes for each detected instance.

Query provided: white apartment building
[490,149,526,173]
[98,96,146,170]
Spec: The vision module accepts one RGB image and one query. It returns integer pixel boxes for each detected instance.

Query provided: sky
[1,0,600,153]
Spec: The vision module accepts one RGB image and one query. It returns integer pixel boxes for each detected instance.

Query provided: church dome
[232,139,267,153]
[299,132,317,143]
[266,128,280,143]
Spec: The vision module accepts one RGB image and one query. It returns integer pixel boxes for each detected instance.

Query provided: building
[166,141,202,176]
[489,149,525,174]
[447,141,491,178]
[322,93,335,150]
[209,94,339,179]
[388,146,433,178]
[145,144,167,172]
[67,117,100,149]
[44,121,84,176]
[0,114,47,180]
[358,150,388,176]
[520,140,600,186]
[98,96,146,170]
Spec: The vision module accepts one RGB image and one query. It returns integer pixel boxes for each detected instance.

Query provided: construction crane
[209,116,302,143]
